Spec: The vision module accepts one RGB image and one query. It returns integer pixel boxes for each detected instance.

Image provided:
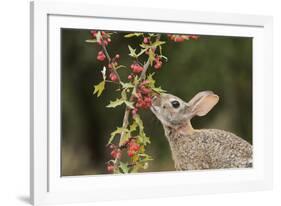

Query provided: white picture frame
[30,0,273,205]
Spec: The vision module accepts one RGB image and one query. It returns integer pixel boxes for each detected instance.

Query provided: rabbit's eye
[171,100,180,108]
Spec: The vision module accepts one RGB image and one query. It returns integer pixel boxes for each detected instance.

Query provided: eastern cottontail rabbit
[150,91,252,170]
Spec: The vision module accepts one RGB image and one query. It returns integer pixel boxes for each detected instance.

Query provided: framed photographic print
[30,0,273,205]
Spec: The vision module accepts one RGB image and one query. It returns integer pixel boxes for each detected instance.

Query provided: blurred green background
[61,29,252,176]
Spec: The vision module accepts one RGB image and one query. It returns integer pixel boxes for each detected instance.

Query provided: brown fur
[151,91,252,170]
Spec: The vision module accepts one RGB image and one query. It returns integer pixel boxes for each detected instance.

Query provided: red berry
[127,150,135,157]
[111,149,121,159]
[107,38,111,42]
[109,73,118,81]
[143,37,149,44]
[97,54,106,61]
[130,144,140,152]
[190,35,199,40]
[115,54,120,59]
[134,65,143,73]
[90,30,97,37]
[144,97,152,104]
[174,36,184,42]
[101,31,105,35]
[154,61,162,69]
[107,165,114,172]
[110,150,117,158]
[97,51,106,61]
[128,74,133,80]
[141,87,151,95]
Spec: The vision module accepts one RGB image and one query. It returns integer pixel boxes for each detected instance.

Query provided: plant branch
[114,33,162,171]
[118,34,162,143]
[100,40,122,83]
[140,34,161,80]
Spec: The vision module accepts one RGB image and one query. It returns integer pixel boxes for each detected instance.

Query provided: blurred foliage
[61,29,252,176]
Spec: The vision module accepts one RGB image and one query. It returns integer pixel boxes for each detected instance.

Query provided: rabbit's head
[151,91,219,129]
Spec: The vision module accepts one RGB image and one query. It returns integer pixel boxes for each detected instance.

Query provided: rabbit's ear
[187,91,219,116]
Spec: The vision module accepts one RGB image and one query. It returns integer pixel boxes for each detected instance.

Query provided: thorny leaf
[124,33,143,38]
[107,127,129,145]
[93,81,105,97]
[148,49,155,66]
[128,45,137,58]
[120,82,134,90]
[106,98,125,108]
[152,86,166,94]
[85,39,97,43]
[119,161,129,173]
[124,101,134,109]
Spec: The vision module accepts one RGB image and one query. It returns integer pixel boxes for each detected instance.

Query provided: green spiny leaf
[120,82,134,90]
[136,48,147,57]
[121,89,127,100]
[124,33,143,38]
[129,121,138,132]
[120,132,130,146]
[119,161,129,173]
[124,101,134,109]
[107,127,129,145]
[128,45,137,58]
[96,31,102,43]
[134,114,144,133]
[93,81,105,97]
[85,39,97,43]
[139,131,151,145]
[138,153,153,161]
[147,73,156,86]
[106,98,125,108]
[151,40,166,47]
[152,86,166,94]
[148,49,155,66]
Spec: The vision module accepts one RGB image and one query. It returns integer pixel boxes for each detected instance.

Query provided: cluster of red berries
[106,138,141,172]
[90,30,111,46]
[97,51,106,61]
[132,80,153,114]
[107,144,117,172]
[167,34,199,42]
[109,144,122,159]
[154,56,162,70]
[130,63,144,74]
[127,139,140,157]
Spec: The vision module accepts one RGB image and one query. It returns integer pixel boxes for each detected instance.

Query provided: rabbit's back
[166,128,252,170]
